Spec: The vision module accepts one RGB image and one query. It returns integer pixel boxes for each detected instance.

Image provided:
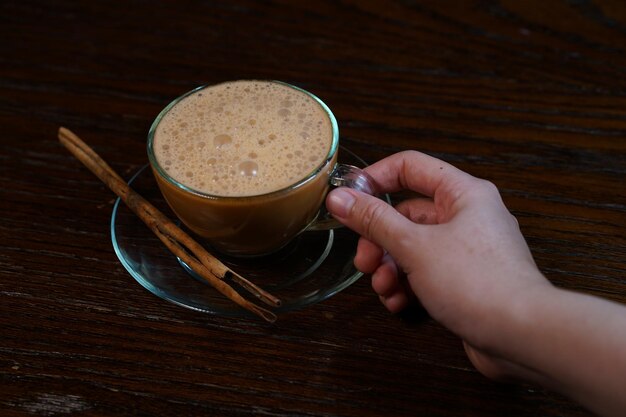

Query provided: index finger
[364,150,477,198]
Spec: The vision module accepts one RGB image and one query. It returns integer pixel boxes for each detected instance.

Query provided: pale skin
[326,151,626,417]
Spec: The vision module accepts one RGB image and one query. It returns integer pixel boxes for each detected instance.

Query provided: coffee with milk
[149,80,338,256]
[153,80,333,197]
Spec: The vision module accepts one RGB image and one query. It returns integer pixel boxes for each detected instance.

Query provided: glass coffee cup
[147,80,377,257]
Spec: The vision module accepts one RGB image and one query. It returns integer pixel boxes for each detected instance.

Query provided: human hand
[326,150,626,416]
[326,151,550,359]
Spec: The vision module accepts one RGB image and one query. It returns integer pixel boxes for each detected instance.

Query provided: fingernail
[327,188,356,218]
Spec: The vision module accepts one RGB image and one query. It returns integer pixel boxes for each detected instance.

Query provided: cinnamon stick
[58,127,280,322]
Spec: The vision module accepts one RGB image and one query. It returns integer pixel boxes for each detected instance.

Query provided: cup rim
[147,80,339,200]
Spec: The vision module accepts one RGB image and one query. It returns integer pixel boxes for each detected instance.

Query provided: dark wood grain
[1,1,624,416]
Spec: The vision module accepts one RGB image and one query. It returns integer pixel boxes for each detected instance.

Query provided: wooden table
[2,1,625,416]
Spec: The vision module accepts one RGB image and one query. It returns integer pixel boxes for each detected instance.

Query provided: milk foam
[153,81,333,197]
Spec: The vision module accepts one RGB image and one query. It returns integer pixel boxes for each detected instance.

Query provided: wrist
[460,271,558,384]
[481,268,557,360]
[484,280,626,416]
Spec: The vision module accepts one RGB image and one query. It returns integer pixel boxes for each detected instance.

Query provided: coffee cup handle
[305,164,380,232]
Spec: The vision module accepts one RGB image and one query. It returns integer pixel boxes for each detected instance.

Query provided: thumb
[326,187,416,256]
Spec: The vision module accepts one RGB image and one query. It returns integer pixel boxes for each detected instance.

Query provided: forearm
[502,285,626,416]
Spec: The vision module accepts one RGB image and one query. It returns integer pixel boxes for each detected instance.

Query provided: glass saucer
[110,147,374,318]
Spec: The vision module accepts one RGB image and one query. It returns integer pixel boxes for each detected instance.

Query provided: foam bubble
[214,134,232,148]
[239,160,258,177]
